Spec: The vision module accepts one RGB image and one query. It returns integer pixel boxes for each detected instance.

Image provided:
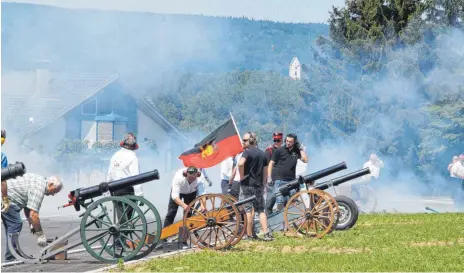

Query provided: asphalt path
[0,219,173,272]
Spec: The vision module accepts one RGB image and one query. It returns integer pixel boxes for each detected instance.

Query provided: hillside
[1,3,328,76]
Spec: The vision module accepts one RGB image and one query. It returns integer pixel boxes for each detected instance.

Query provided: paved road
[0,219,170,272]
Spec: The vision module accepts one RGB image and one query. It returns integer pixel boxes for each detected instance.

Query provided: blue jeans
[1,203,23,261]
[275,180,296,207]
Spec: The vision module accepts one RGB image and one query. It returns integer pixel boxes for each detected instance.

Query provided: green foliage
[54,138,159,170]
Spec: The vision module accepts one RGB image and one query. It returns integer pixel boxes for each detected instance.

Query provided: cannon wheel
[333,195,359,230]
[183,193,240,250]
[283,189,335,238]
[226,195,248,246]
[307,189,339,234]
[125,196,163,260]
[80,196,147,263]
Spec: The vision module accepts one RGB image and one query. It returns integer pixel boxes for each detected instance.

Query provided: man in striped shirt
[1,173,63,262]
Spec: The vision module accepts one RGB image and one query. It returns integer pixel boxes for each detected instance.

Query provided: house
[289,57,301,80]
[1,63,189,187]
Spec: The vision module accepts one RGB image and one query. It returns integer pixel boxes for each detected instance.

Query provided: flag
[179,117,243,168]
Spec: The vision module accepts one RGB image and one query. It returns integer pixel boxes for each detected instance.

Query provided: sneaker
[263,232,274,241]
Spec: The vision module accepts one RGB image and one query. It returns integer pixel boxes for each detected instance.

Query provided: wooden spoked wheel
[283,189,335,238]
[226,195,248,246]
[308,189,340,234]
[183,193,240,250]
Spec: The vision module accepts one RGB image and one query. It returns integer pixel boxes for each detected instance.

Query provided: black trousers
[163,191,198,228]
[112,187,135,247]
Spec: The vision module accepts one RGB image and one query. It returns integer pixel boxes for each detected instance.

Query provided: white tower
[289,57,301,80]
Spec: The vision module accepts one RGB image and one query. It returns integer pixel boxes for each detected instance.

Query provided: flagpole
[229,112,243,148]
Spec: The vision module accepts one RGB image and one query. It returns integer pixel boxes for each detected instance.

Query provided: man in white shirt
[163,166,207,228]
[361,153,384,181]
[449,155,464,208]
[107,132,143,196]
[220,153,241,200]
[107,133,142,248]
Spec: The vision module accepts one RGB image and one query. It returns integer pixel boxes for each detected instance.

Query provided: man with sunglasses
[267,133,308,213]
[237,132,273,241]
[264,132,283,214]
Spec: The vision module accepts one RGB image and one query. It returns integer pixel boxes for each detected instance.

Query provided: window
[97,99,113,115]
[97,122,113,143]
[81,99,97,115]
[81,121,97,146]
[114,122,127,141]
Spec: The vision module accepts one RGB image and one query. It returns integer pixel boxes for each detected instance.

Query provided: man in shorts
[237,132,273,241]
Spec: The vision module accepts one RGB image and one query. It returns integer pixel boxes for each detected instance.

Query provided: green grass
[118,213,464,272]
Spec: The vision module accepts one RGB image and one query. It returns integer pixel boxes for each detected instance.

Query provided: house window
[81,99,97,115]
[98,99,113,115]
[97,122,113,143]
[114,122,127,141]
[81,121,97,146]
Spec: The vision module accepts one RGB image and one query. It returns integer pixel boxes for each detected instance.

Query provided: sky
[3,0,346,23]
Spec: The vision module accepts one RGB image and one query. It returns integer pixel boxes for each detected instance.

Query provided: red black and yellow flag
[179,117,243,168]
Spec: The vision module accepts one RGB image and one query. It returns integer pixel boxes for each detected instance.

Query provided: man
[1,128,10,213]
[163,166,207,228]
[362,153,385,182]
[107,132,142,248]
[220,153,241,200]
[237,132,273,241]
[267,133,308,213]
[1,173,63,262]
[449,155,464,208]
[107,132,143,197]
[264,132,283,213]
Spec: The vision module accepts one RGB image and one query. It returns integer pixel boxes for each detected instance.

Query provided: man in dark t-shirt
[264,132,283,214]
[238,132,273,241]
[267,133,308,212]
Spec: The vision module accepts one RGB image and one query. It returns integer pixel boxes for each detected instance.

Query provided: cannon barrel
[277,162,347,196]
[233,195,256,207]
[1,162,26,181]
[313,167,371,191]
[77,169,160,200]
[64,170,160,211]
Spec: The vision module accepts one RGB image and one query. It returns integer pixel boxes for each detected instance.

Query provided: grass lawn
[116,213,464,272]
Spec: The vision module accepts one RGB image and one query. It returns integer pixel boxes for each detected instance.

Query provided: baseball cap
[272,132,283,139]
[186,166,198,174]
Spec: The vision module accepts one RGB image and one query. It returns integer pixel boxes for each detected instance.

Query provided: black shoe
[263,232,274,241]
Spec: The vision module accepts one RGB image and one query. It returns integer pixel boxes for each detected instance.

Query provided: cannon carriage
[255,162,370,237]
[4,167,256,265]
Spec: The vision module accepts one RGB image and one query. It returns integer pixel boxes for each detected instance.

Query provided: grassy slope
[118,213,464,272]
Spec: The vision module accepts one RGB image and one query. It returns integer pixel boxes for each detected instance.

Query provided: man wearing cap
[106,132,143,249]
[1,128,11,213]
[267,133,308,213]
[2,173,63,261]
[163,166,207,227]
[107,132,143,197]
[264,132,283,214]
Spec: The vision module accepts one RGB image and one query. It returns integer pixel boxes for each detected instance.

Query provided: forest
[1,1,463,182]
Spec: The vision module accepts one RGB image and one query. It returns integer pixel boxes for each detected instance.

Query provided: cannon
[1,162,26,181]
[258,162,370,238]
[7,170,162,264]
[158,194,257,251]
